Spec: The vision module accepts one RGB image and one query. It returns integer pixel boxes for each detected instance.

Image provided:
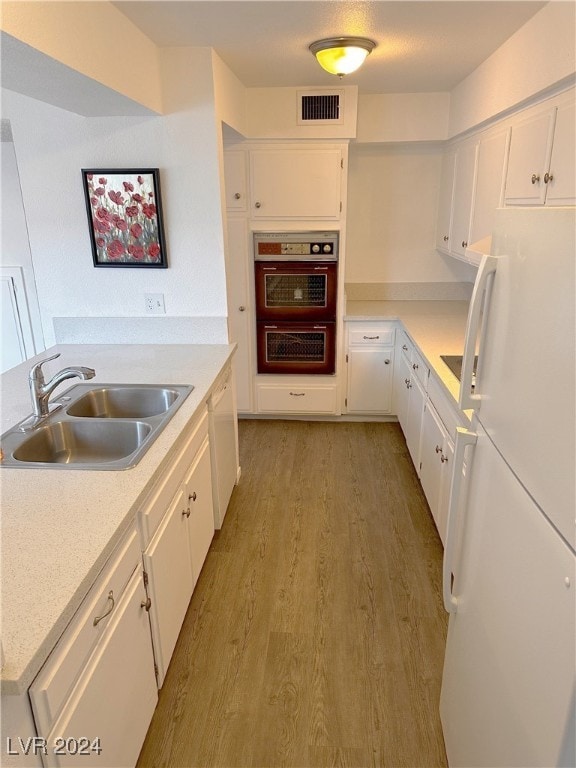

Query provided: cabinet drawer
[138,410,208,546]
[348,326,395,347]
[257,384,337,414]
[29,527,140,736]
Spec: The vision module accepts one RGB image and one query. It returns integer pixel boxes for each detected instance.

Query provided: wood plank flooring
[137,420,448,768]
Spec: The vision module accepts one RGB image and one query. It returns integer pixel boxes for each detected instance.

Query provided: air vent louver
[297,90,344,125]
[301,94,340,121]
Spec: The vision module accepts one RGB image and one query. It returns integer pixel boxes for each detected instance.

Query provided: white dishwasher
[208,367,239,529]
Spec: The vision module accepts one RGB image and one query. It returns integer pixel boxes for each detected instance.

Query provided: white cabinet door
[436,148,456,253]
[436,436,454,545]
[394,351,411,429]
[184,437,214,586]
[419,401,445,529]
[223,150,247,211]
[143,488,194,688]
[43,569,157,767]
[347,347,394,413]
[225,217,253,412]
[451,141,479,258]
[504,107,555,205]
[545,97,576,206]
[250,149,342,219]
[403,373,426,470]
[469,127,509,245]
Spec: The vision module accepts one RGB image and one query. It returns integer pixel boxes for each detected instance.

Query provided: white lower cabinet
[142,487,194,688]
[139,415,214,688]
[419,400,453,544]
[345,323,395,414]
[395,333,428,468]
[29,527,157,768]
[184,437,214,587]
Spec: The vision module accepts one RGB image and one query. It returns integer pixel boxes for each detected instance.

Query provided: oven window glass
[265,330,326,363]
[265,274,327,308]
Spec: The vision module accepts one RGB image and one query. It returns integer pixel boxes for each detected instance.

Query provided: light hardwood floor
[137,420,448,768]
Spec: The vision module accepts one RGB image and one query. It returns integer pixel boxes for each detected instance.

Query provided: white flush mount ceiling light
[309,37,376,77]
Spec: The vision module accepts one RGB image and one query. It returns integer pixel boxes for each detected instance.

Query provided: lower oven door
[257,321,336,375]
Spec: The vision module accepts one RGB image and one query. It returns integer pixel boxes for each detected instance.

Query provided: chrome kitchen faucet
[29,353,96,421]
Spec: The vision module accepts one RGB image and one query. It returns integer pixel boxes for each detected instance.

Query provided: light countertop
[1,344,235,694]
[345,299,470,404]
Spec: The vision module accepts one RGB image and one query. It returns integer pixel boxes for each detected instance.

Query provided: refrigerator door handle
[459,254,498,411]
[443,427,478,613]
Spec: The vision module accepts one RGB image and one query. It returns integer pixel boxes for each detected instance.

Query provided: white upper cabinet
[223,151,248,211]
[435,148,456,253]
[451,140,479,259]
[504,92,575,207]
[249,148,342,219]
[544,97,576,206]
[469,127,509,246]
[504,107,556,205]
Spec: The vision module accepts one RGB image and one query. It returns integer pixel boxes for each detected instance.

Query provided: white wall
[357,93,450,142]
[345,144,472,284]
[1,1,162,114]
[449,2,576,137]
[2,47,228,348]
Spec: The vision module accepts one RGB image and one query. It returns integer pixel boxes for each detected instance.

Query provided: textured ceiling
[113,1,546,93]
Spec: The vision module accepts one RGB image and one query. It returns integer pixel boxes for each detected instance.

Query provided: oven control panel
[254,232,338,261]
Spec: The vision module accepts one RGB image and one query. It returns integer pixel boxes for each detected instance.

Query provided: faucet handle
[29,352,61,382]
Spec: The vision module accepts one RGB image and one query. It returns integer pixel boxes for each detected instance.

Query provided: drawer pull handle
[412,363,419,370]
[402,345,408,351]
[363,335,380,340]
[435,445,442,453]
[189,492,197,502]
[441,454,449,464]
[93,591,114,627]
[141,597,152,612]
[289,392,305,397]
[182,507,191,518]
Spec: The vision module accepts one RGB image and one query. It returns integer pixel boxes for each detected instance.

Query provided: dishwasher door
[209,371,239,528]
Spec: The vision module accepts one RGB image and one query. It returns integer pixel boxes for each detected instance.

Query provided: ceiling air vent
[297,90,344,125]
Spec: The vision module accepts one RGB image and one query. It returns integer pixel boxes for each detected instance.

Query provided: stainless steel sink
[13,420,152,465]
[1,383,193,470]
[66,386,181,418]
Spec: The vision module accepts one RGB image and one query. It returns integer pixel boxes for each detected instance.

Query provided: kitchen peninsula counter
[345,299,470,403]
[0,343,235,694]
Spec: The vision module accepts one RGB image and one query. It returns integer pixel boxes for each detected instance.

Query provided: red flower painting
[82,169,167,267]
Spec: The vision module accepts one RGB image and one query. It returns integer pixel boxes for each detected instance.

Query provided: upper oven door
[254,261,337,321]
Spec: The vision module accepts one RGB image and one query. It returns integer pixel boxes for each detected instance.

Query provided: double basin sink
[0,383,193,470]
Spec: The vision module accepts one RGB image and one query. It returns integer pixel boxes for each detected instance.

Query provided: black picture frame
[81,168,167,268]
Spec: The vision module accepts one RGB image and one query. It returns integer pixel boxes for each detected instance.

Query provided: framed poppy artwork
[82,168,168,268]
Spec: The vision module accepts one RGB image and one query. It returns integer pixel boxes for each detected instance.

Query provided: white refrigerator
[440,208,576,767]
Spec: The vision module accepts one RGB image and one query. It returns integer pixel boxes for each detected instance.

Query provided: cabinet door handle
[412,363,419,370]
[234,192,241,199]
[531,173,540,184]
[189,492,197,502]
[435,444,442,453]
[93,591,114,627]
[182,507,191,518]
[461,240,468,248]
[255,201,262,208]
[384,359,390,365]
[443,235,449,242]
[441,454,449,463]
[544,172,554,184]
[239,306,246,312]
[402,344,408,351]
[141,597,152,612]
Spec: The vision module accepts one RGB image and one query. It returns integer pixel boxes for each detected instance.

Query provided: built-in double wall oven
[254,231,338,375]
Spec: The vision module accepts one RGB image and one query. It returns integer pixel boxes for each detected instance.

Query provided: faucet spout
[29,353,96,419]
